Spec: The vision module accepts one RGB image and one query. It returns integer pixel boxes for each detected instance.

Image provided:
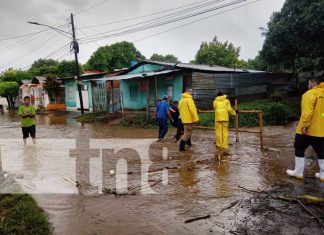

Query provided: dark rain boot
[186,138,192,147]
[179,140,186,151]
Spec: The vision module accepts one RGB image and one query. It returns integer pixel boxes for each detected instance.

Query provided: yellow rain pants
[215,121,229,149]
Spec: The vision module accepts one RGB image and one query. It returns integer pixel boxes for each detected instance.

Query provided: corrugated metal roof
[59,70,127,80]
[177,63,247,72]
[91,69,179,81]
[35,76,46,81]
[21,80,32,85]
[141,60,256,73]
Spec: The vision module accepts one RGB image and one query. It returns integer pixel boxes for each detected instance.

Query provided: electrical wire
[0,19,70,43]
[0,32,69,70]
[82,0,214,28]
[75,0,108,15]
[132,0,262,43]
[80,0,247,43]
[0,31,59,69]
[0,29,49,42]
[0,21,71,53]
[44,42,71,59]
[75,18,102,47]
[0,18,71,71]
[78,0,227,39]
[19,42,71,70]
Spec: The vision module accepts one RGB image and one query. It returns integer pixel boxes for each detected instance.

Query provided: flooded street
[0,112,323,234]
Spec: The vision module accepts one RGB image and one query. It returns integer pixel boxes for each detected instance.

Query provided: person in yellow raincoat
[213,92,236,150]
[287,78,324,181]
[178,87,199,151]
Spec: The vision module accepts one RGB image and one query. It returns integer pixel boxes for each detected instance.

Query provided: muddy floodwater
[0,111,323,234]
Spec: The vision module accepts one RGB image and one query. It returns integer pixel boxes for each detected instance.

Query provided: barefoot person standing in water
[18,96,36,144]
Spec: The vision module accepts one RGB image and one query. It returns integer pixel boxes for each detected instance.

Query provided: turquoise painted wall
[121,78,146,109]
[64,79,93,108]
[121,73,183,110]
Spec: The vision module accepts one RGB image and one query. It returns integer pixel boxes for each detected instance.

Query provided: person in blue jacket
[155,95,172,142]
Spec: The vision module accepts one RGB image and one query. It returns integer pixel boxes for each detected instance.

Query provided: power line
[0,31,47,53]
[55,50,73,61]
[19,42,71,70]
[44,42,71,59]
[75,18,102,47]
[77,28,101,48]
[0,21,71,53]
[78,0,227,40]
[79,0,241,42]
[80,0,247,43]
[132,0,262,43]
[82,0,213,28]
[0,29,49,42]
[0,32,66,70]
[0,18,72,71]
[75,0,108,15]
[0,19,70,43]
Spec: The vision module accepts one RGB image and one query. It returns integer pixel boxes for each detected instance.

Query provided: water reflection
[215,155,231,198]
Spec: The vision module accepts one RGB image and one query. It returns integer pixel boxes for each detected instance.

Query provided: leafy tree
[150,53,179,63]
[43,74,60,103]
[29,59,59,76]
[194,36,244,68]
[57,60,83,78]
[260,0,324,87]
[245,55,266,71]
[86,41,145,71]
[150,53,164,62]
[0,82,19,109]
[0,69,32,83]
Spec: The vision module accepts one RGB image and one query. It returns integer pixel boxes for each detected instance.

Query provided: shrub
[264,103,289,125]
[120,113,157,128]
[198,98,300,127]
[270,91,282,102]
[198,113,214,127]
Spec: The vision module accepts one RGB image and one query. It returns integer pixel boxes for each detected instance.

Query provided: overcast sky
[0,0,285,72]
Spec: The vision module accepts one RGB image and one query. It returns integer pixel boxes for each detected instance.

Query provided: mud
[1,111,323,234]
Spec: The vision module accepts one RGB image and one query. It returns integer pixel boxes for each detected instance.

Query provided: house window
[166,85,173,98]
[129,86,138,101]
[68,85,74,100]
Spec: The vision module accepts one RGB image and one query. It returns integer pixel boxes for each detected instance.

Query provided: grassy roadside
[0,194,51,235]
[76,111,123,123]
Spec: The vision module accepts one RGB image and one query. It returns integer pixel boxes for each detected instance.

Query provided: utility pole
[28,15,85,114]
[71,13,84,114]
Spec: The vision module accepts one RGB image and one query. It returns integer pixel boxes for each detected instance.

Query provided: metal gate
[92,81,107,111]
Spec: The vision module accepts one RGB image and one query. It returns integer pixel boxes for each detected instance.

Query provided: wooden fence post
[235,98,239,143]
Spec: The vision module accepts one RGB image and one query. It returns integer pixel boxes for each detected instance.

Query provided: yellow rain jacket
[179,92,199,124]
[213,95,236,122]
[296,82,324,137]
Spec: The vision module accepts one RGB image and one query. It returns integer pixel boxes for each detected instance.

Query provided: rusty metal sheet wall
[192,72,269,109]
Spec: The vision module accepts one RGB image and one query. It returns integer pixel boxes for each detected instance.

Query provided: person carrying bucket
[213,91,236,151]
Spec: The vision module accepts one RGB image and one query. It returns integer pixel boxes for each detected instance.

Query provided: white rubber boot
[287,156,304,179]
[315,159,324,182]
